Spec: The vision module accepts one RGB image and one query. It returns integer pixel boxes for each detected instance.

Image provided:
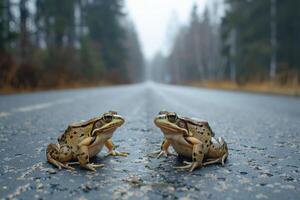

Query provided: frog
[153,111,228,172]
[46,111,128,171]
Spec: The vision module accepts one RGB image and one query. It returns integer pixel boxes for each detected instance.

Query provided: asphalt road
[0,82,299,200]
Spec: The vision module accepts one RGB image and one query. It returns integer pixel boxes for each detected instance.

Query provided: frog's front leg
[204,137,228,166]
[174,137,205,172]
[77,137,104,171]
[105,139,129,157]
[155,139,177,158]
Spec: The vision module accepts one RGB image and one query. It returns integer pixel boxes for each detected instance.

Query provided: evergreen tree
[221,0,300,84]
[124,20,145,82]
[84,0,126,80]
[221,0,271,84]
[276,0,300,83]
[0,0,144,89]
[0,0,15,51]
[0,0,16,87]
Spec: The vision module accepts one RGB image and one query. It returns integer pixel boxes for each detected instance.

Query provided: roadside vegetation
[1,1,299,96]
[150,0,300,95]
[0,0,144,92]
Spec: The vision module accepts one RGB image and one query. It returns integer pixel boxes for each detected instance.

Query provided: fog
[0,0,299,93]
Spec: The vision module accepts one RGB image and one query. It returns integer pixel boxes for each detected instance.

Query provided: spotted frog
[154,111,228,172]
[46,111,128,171]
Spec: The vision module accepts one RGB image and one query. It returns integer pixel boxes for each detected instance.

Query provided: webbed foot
[174,161,202,172]
[156,150,177,158]
[54,162,75,170]
[203,153,228,167]
[82,163,105,172]
[147,150,177,158]
[106,150,129,157]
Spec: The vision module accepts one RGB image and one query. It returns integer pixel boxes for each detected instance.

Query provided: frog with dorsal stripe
[46,111,128,171]
[154,111,228,172]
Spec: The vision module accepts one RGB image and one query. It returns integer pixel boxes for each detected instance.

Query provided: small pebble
[47,168,57,174]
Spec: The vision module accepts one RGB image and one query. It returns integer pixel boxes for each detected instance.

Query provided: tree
[0,0,145,90]
[276,0,300,84]
[0,0,17,87]
[124,20,145,83]
[19,0,29,63]
[221,0,271,84]
[84,0,127,82]
[159,4,221,83]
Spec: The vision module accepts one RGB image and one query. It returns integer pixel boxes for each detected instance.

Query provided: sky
[124,0,211,60]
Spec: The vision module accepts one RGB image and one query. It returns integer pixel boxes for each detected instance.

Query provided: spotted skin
[154,111,229,171]
[46,111,127,171]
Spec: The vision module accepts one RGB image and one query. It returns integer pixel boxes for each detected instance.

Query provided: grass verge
[187,81,300,96]
[0,81,114,95]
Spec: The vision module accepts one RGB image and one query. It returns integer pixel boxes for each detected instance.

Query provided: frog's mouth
[154,118,188,135]
[95,126,117,133]
[93,118,124,134]
[101,124,122,132]
[158,125,187,135]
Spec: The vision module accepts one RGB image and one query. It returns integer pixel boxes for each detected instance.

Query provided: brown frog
[46,111,128,171]
[154,111,228,172]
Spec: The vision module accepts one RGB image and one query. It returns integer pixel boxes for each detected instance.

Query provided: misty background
[0,0,299,92]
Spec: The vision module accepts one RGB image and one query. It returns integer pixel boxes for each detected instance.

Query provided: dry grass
[0,80,114,94]
[188,81,300,96]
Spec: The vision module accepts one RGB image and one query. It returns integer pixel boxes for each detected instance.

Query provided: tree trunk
[20,0,28,64]
[269,0,277,79]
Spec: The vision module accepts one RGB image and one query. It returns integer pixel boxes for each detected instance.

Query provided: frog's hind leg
[174,137,205,172]
[46,144,74,170]
[205,137,228,167]
[105,139,129,157]
[203,152,228,167]
[77,137,104,171]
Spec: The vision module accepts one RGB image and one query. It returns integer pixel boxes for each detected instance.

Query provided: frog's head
[92,111,125,135]
[154,111,188,136]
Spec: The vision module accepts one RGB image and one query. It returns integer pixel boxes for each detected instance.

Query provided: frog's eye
[167,112,177,122]
[108,111,118,115]
[95,120,103,128]
[104,114,113,123]
[159,110,168,115]
[177,121,185,128]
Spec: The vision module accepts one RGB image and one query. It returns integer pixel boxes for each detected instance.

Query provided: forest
[0,0,144,90]
[151,0,300,87]
[1,0,299,92]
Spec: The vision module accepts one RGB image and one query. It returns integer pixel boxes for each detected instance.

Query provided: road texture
[0,82,299,200]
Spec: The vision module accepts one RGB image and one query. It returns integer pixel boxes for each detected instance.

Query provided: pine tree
[221,0,271,84]
[221,0,300,84]
[84,0,126,78]
[124,20,145,82]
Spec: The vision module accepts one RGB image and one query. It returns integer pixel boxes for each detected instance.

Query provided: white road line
[0,112,11,117]
[15,102,53,112]
[0,98,73,118]
[150,83,201,117]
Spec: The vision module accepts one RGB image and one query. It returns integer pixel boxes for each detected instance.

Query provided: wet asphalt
[0,82,299,200]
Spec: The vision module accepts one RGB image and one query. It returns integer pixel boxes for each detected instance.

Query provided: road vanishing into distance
[0,82,299,200]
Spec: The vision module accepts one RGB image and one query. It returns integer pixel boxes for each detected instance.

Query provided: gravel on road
[0,82,299,200]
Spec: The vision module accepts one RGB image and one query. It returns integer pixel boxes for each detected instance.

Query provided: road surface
[0,82,299,200]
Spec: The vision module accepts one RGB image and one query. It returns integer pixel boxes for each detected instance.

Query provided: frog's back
[69,116,101,128]
[181,117,209,127]
[182,117,213,145]
[58,123,94,151]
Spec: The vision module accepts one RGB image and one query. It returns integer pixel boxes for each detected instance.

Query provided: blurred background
[0,0,299,94]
